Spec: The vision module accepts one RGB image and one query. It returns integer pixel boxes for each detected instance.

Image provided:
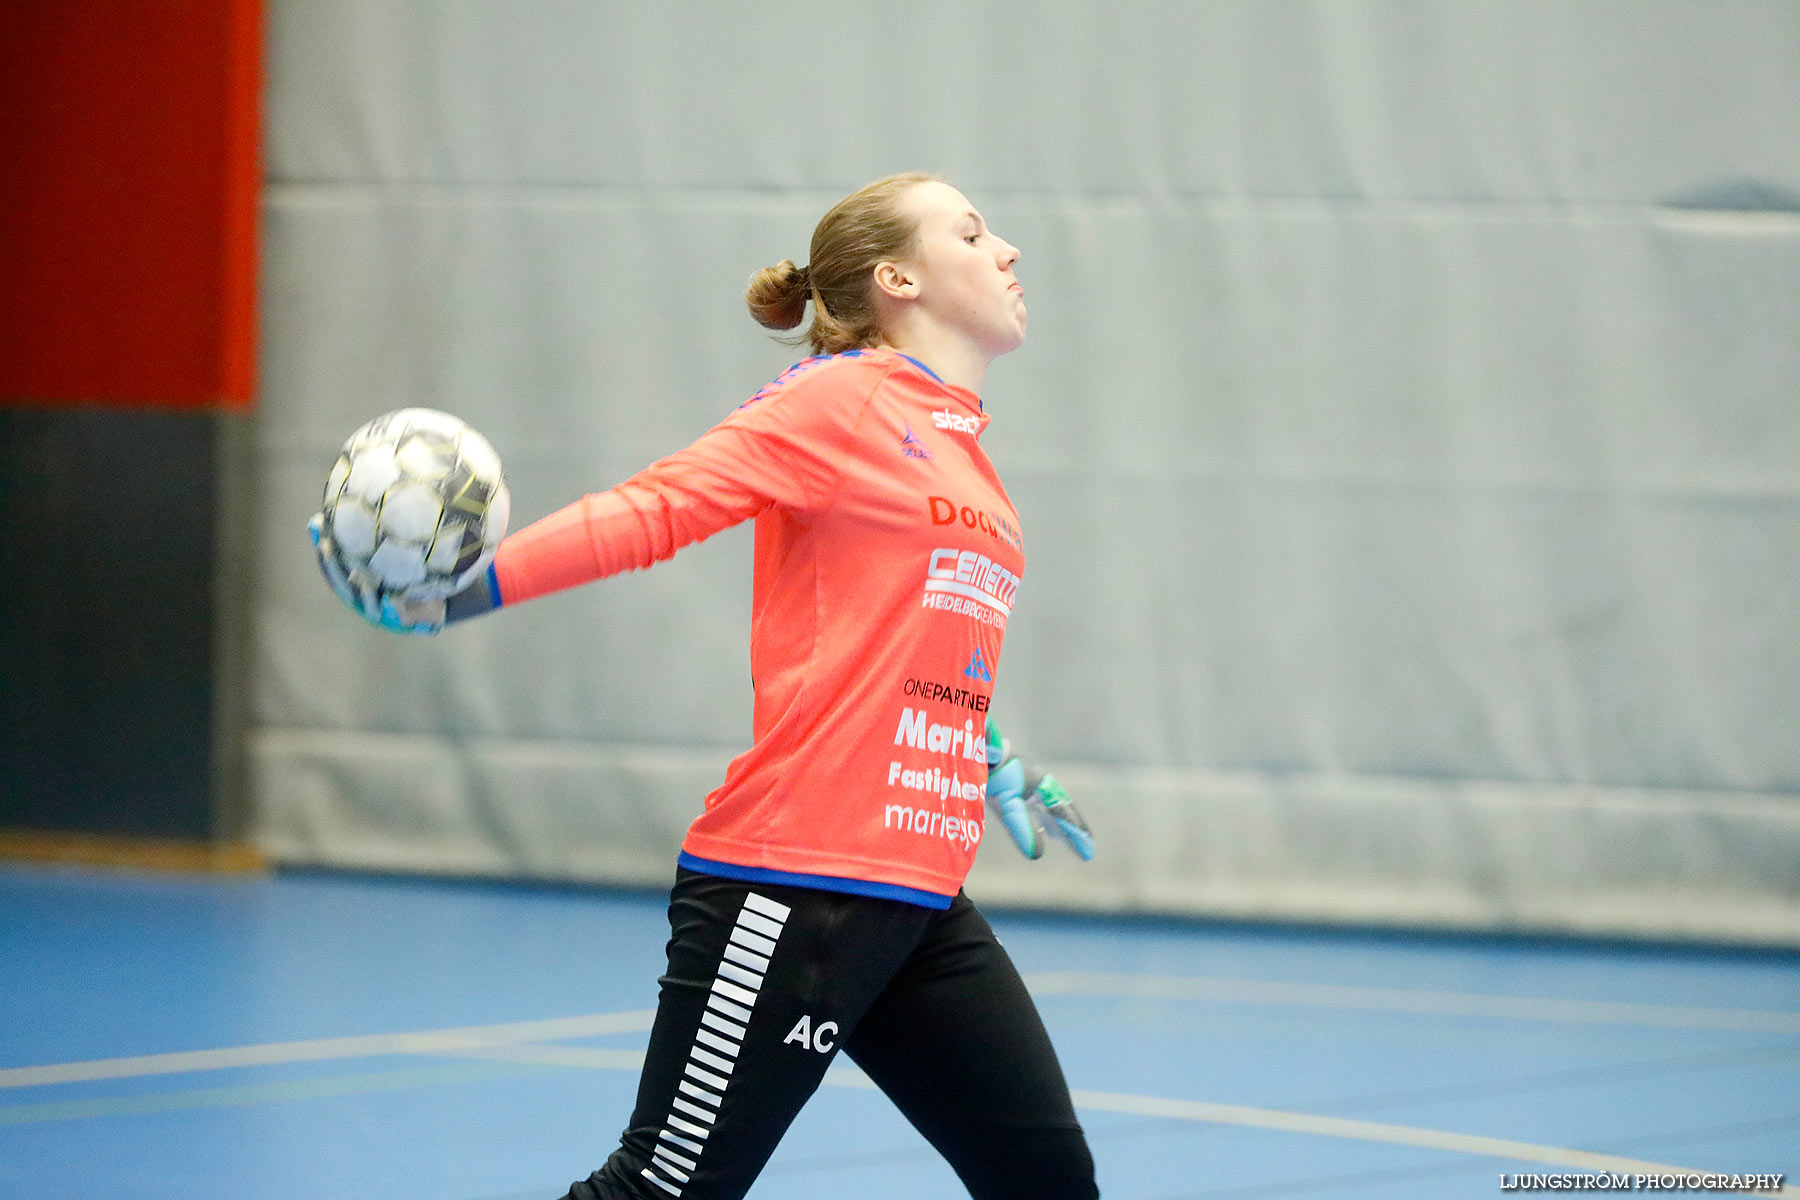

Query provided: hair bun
[746,260,811,331]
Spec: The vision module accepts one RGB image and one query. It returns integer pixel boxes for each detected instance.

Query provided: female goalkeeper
[313,172,1097,1200]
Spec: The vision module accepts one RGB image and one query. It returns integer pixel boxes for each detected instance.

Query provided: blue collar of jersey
[897,352,943,384]
[893,352,984,412]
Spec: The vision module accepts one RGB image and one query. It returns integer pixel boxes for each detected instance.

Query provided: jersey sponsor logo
[928,496,1023,552]
[882,795,983,850]
[963,649,992,683]
[920,547,1018,628]
[931,408,981,435]
[900,422,934,461]
[901,677,990,712]
[894,706,987,764]
[885,706,988,846]
[922,590,1006,627]
[885,762,984,804]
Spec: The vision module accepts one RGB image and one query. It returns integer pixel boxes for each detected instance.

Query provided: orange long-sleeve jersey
[490,349,1025,906]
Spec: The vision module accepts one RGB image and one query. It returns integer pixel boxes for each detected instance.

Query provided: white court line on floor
[1067,1089,1800,1197]
[425,1043,1798,1196]
[1022,971,1800,1035]
[0,1011,655,1089]
[7,997,1794,1194]
[11,970,1797,1090]
[428,1042,647,1071]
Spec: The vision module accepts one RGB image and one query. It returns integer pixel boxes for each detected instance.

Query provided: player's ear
[872,260,917,301]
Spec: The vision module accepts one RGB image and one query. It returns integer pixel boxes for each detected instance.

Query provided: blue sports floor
[3,864,1796,1199]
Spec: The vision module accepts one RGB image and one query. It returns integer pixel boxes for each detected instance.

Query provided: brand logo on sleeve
[931,409,982,435]
[899,423,933,461]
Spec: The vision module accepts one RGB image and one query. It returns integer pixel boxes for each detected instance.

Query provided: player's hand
[984,717,1094,861]
[308,514,445,635]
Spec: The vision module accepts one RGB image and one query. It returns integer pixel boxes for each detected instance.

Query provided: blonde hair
[745,171,942,356]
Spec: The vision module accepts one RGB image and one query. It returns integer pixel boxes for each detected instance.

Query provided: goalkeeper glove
[984,717,1094,861]
[308,514,446,635]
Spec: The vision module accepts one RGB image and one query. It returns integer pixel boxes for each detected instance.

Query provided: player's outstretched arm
[984,717,1094,861]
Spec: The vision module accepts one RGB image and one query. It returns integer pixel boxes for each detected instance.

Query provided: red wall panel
[0,0,263,409]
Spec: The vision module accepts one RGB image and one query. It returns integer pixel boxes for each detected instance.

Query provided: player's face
[898,182,1027,357]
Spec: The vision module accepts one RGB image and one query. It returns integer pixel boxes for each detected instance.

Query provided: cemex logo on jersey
[920,547,1018,628]
[932,408,982,436]
[928,496,1023,553]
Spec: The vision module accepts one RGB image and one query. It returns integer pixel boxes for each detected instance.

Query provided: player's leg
[842,893,1099,1200]
[562,870,933,1200]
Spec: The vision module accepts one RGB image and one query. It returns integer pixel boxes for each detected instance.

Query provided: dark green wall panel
[0,409,219,838]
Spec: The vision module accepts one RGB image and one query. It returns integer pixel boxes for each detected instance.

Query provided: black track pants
[561,868,1098,1200]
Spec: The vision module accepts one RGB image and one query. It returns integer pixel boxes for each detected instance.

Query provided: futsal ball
[318,408,511,602]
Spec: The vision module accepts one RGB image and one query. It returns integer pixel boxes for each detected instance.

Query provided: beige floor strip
[0,830,266,874]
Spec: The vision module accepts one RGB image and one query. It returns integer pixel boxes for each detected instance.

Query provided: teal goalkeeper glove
[985,718,1094,861]
[308,513,445,635]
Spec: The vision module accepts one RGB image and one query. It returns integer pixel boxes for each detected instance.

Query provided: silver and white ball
[320,408,510,602]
